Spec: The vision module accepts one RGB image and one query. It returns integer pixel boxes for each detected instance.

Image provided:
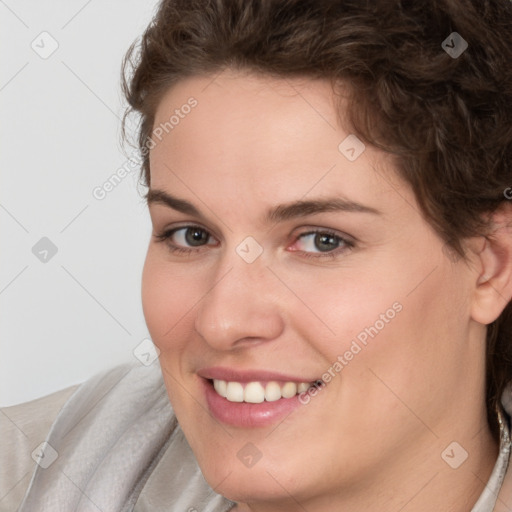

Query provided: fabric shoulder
[0,385,79,512]
[18,362,178,512]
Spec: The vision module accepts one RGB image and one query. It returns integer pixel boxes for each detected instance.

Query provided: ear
[470,201,512,325]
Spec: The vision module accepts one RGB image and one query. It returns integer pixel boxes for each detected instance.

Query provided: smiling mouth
[211,378,315,403]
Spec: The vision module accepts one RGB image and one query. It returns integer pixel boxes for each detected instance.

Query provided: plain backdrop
[0,0,162,406]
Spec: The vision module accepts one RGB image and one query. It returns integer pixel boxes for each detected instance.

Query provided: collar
[471,392,512,511]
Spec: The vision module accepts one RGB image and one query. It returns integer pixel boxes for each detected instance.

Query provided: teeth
[244,382,265,403]
[213,379,227,398]
[264,381,282,402]
[213,379,312,403]
[281,382,297,398]
[226,382,244,402]
[297,382,310,393]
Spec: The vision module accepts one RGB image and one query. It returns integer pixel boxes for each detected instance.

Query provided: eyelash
[153,225,355,259]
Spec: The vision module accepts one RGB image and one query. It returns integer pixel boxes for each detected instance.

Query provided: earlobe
[470,203,512,325]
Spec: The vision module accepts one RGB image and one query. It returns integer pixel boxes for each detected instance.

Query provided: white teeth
[264,381,282,402]
[213,379,227,398]
[213,379,311,403]
[297,382,310,393]
[281,382,297,398]
[226,381,244,402]
[244,382,265,403]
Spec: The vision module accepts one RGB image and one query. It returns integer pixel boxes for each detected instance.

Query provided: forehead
[151,70,340,165]
[148,70,410,219]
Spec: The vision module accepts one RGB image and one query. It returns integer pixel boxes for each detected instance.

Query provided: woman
[2,0,512,510]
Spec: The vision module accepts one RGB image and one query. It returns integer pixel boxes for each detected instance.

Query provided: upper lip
[197,366,316,383]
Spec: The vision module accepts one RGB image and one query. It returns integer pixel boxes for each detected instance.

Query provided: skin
[142,69,512,511]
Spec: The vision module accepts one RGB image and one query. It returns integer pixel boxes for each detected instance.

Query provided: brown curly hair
[121,0,512,442]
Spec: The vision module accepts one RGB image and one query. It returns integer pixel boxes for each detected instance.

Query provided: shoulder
[17,362,179,512]
[7,363,231,512]
[1,362,168,512]
[0,385,78,512]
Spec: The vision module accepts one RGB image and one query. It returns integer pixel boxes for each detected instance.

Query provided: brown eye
[154,225,217,253]
[314,233,340,252]
[295,231,346,253]
[288,228,356,260]
[184,227,210,246]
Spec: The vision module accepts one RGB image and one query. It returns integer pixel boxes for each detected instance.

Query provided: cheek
[291,251,466,419]
[141,250,203,349]
[278,264,404,358]
[340,263,471,429]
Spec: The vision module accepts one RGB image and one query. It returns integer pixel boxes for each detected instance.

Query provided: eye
[154,225,218,254]
[174,226,211,247]
[290,229,354,257]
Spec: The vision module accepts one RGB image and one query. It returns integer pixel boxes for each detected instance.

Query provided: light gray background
[1,0,161,406]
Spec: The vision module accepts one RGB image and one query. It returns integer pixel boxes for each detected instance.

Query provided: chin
[201,462,304,505]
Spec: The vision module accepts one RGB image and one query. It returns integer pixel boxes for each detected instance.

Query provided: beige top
[0,386,78,511]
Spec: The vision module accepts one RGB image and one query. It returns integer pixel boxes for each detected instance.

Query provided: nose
[194,257,285,351]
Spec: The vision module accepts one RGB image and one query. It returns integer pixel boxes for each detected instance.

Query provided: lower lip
[202,378,304,428]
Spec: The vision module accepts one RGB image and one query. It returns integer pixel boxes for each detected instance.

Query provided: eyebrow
[145,188,381,223]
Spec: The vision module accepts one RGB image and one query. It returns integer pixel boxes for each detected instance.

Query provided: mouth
[198,368,320,428]
[211,378,312,403]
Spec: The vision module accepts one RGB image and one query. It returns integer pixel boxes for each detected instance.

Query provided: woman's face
[142,71,485,507]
